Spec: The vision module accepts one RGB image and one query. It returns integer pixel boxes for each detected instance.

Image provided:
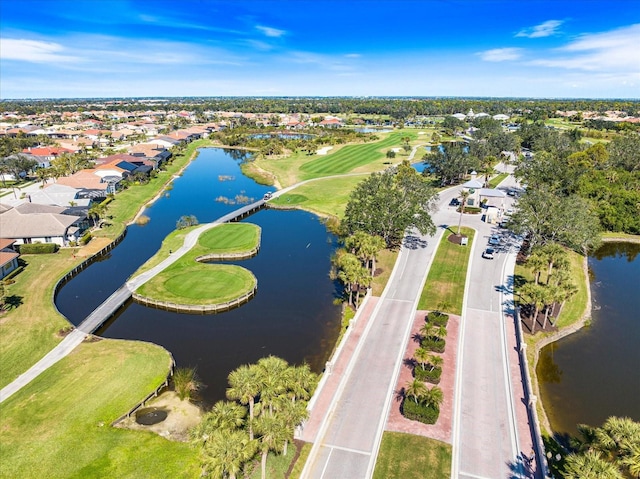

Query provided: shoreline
[531,235,639,436]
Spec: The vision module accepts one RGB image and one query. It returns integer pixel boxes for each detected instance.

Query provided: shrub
[422,337,445,353]
[172,367,201,401]
[80,232,92,245]
[415,366,442,384]
[402,399,439,424]
[463,206,482,214]
[18,243,58,254]
[427,311,449,327]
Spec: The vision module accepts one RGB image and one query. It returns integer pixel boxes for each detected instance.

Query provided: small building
[0,238,20,280]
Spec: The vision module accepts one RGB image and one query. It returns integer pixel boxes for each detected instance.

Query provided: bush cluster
[427,311,449,327]
[415,366,442,384]
[422,337,445,353]
[18,243,58,254]
[80,232,92,245]
[402,399,439,424]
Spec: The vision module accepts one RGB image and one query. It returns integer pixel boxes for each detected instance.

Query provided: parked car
[506,207,514,215]
[482,247,495,259]
[263,192,273,200]
[449,198,460,206]
[488,235,501,246]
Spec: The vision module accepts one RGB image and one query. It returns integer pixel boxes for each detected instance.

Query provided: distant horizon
[2,1,639,100]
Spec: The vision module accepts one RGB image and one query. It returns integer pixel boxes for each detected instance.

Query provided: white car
[482,247,495,259]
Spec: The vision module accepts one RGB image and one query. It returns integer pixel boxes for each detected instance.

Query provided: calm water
[56,148,341,405]
[537,242,640,436]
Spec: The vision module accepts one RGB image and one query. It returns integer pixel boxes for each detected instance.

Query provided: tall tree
[201,429,257,479]
[227,364,261,440]
[254,414,287,479]
[343,161,438,247]
[457,189,470,235]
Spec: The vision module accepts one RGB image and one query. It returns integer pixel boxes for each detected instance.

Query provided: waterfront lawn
[0,252,77,389]
[130,225,200,277]
[271,175,366,219]
[418,227,475,315]
[299,131,416,179]
[0,339,199,478]
[371,248,401,296]
[373,432,451,479]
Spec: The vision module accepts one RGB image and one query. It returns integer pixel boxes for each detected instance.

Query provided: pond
[248,133,313,140]
[537,242,640,436]
[56,148,342,405]
[354,127,393,133]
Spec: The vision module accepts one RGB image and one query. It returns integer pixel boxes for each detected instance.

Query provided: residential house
[0,203,88,246]
[0,238,20,280]
[127,143,171,168]
[22,146,75,168]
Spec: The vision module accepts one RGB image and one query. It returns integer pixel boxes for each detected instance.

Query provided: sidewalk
[299,296,379,442]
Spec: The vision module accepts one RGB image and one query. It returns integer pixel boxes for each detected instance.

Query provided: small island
[133,223,261,313]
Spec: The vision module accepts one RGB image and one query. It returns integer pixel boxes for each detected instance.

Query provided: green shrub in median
[427,311,449,327]
[17,243,58,254]
[415,366,442,384]
[422,337,445,353]
[402,399,440,424]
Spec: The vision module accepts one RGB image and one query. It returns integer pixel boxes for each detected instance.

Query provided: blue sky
[1,0,639,99]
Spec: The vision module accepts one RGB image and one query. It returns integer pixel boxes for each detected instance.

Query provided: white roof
[479,188,507,198]
[462,179,483,189]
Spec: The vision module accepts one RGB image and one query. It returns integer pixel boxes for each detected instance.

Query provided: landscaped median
[132,222,261,314]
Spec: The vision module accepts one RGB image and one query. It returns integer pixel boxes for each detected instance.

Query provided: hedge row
[415,366,442,384]
[422,337,445,353]
[402,399,440,424]
[17,243,58,254]
[427,311,449,327]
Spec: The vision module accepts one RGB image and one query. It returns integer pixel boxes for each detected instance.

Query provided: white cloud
[516,20,564,38]
[256,25,286,37]
[0,38,80,63]
[478,48,523,62]
[529,23,640,72]
[344,53,361,58]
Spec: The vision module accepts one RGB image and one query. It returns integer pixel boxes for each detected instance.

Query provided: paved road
[452,169,528,479]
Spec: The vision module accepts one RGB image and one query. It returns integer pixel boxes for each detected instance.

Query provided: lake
[56,148,342,405]
[537,242,640,436]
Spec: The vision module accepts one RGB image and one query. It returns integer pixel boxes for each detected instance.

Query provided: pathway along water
[537,242,640,436]
[56,148,342,405]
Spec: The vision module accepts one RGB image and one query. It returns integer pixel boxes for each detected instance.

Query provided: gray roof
[462,179,484,189]
[479,188,507,198]
[0,203,84,238]
[28,184,91,208]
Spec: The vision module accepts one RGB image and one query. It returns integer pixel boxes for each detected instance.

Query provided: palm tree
[276,398,308,456]
[527,250,547,285]
[190,401,247,446]
[404,378,427,404]
[520,283,547,334]
[288,363,316,403]
[227,364,261,440]
[254,414,287,479]
[423,386,444,410]
[540,242,569,284]
[419,322,433,340]
[414,347,430,371]
[201,429,258,479]
[256,356,289,416]
[35,167,50,187]
[457,189,470,235]
[427,354,443,373]
[563,450,624,479]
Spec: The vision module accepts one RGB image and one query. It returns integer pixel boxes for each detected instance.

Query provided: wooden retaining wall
[195,243,261,262]
[52,229,128,319]
[132,282,258,315]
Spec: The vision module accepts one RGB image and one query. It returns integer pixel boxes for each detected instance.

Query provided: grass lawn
[135,223,259,305]
[488,172,509,188]
[0,252,79,389]
[0,339,200,478]
[271,175,367,219]
[417,227,475,315]
[373,432,451,479]
[300,131,416,179]
[371,248,400,296]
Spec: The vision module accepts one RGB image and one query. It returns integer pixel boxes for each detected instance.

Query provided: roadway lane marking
[319,447,333,479]
[326,444,371,456]
[459,470,494,479]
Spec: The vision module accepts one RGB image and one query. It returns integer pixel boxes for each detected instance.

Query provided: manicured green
[300,131,416,178]
[418,227,475,315]
[130,225,200,276]
[135,223,260,305]
[373,432,452,479]
[0,339,199,478]
[0,253,75,388]
[487,172,509,188]
[271,175,367,218]
[198,222,260,253]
